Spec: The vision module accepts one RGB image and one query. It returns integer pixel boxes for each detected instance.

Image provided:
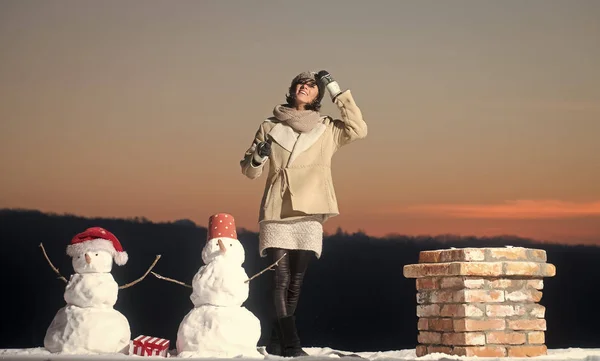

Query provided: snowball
[176,304,262,358]
[190,259,249,307]
[64,273,118,308]
[72,250,113,274]
[44,305,130,354]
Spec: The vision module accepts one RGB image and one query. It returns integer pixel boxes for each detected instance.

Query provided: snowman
[44,227,131,354]
[176,213,263,358]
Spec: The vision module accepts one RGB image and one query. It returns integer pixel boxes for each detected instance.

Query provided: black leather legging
[267,248,314,318]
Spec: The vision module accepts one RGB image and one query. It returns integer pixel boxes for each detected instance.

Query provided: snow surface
[2,346,600,360]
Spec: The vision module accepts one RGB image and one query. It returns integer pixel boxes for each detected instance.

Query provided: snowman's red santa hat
[66,227,128,266]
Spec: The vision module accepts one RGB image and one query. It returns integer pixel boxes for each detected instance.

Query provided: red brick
[415,344,427,357]
[455,289,505,303]
[486,247,528,261]
[529,304,546,318]
[440,277,485,289]
[527,249,547,262]
[454,318,505,332]
[418,318,429,330]
[453,346,507,357]
[504,262,540,276]
[511,304,528,316]
[439,248,485,262]
[407,260,549,278]
[464,278,486,288]
[441,304,484,317]
[430,290,455,304]
[540,263,556,277]
[418,290,455,304]
[419,250,442,263]
[439,277,463,289]
[428,318,454,332]
[404,263,457,278]
[459,262,503,276]
[486,305,518,317]
[488,278,522,289]
[417,304,440,317]
[527,331,545,344]
[427,346,452,355]
[527,279,544,289]
[407,249,554,277]
[507,345,547,357]
[505,289,543,302]
[418,331,441,344]
[508,319,546,331]
[442,332,485,346]
[486,331,526,345]
[416,277,439,290]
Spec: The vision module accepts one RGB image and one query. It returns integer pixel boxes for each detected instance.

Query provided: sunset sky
[1,0,599,245]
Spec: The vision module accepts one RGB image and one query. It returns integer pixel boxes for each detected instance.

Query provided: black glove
[252,139,271,165]
[317,70,342,101]
[257,140,271,157]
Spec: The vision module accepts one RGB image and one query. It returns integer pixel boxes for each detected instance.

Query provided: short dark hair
[285,80,323,111]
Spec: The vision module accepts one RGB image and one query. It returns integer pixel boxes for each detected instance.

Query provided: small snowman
[44,227,131,354]
[176,213,263,358]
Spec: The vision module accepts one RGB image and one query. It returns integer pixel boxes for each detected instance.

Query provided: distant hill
[0,208,598,350]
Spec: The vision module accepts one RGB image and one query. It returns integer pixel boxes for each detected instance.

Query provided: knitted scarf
[273,105,322,133]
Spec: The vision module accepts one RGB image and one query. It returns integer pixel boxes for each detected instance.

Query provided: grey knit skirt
[259,215,325,259]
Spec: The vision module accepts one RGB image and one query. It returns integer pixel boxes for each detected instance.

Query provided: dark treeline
[0,209,598,351]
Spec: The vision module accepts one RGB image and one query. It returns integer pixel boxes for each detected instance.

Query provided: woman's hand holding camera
[252,139,271,165]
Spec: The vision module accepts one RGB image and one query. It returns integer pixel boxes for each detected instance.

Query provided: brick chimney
[403,247,555,357]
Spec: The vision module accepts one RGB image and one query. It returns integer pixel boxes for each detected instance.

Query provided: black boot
[278,315,308,357]
[265,321,282,356]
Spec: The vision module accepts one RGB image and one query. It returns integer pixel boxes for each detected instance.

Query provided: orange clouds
[384,200,600,219]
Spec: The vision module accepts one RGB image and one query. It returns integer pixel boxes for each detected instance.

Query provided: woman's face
[294,80,319,108]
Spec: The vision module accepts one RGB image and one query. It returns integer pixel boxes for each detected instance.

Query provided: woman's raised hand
[316,70,342,101]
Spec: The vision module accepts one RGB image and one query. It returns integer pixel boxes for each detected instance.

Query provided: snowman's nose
[218,239,227,253]
[85,253,92,264]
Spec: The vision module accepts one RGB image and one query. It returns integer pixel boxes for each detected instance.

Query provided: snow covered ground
[1,347,600,361]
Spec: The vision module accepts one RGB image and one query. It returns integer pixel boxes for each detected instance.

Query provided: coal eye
[95,253,98,256]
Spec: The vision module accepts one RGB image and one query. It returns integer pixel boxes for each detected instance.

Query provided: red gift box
[129,335,170,357]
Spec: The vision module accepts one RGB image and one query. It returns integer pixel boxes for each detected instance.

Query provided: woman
[240,70,367,357]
